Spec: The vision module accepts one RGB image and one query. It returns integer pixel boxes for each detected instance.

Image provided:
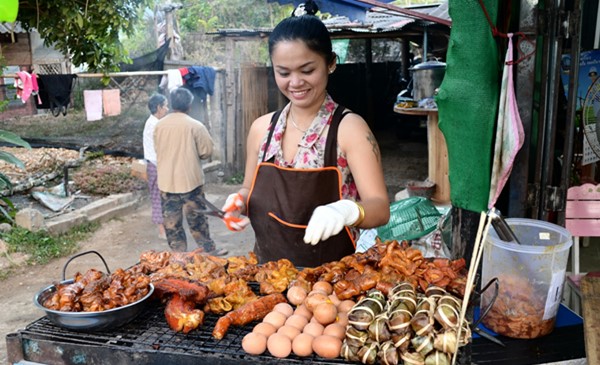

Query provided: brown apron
[247,106,356,267]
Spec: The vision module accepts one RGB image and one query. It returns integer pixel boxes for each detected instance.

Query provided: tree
[178,0,291,33]
[17,0,152,73]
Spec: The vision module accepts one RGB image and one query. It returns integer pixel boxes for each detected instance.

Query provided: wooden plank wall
[582,275,600,364]
[2,33,32,65]
[239,65,268,167]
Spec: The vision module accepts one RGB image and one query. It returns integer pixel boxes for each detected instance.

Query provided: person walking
[222,10,389,267]
[154,87,228,256]
[143,93,168,240]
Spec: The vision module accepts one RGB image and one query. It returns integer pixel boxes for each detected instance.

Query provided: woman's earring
[329,69,334,74]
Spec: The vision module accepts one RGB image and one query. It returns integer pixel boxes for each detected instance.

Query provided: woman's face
[271,40,331,109]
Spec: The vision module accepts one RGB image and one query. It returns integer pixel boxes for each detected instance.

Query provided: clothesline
[2,69,224,79]
[2,70,169,78]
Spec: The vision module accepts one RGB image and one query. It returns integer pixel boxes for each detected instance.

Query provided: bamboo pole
[452,211,492,365]
[3,69,224,79]
[2,70,167,78]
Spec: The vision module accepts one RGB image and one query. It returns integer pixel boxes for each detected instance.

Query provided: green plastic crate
[377,197,442,241]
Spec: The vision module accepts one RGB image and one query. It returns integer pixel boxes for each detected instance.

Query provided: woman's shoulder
[338,110,369,131]
[251,111,278,131]
[337,111,372,147]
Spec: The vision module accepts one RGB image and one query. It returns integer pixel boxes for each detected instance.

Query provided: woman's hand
[222,193,250,231]
[223,193,245,212]
[303,200,360,245]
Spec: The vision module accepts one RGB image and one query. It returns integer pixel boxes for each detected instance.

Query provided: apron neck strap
[262,110,283,163]
[262,106,350,166]
[324,106,349,167]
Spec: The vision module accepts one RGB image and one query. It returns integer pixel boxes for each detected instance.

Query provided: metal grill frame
[8,302,350,365]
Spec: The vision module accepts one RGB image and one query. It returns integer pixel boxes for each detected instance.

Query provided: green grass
[0,222,100,279]
[225,173,244,185]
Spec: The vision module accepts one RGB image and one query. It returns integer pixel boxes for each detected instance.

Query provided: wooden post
[450,207,481,295]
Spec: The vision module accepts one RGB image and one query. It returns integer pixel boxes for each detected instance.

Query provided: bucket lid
[487,218,572,253]
[409,60,446,71]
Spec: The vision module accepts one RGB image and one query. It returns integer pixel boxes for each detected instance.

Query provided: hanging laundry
[84,90,103,121]
[30,72,41,104]
[159,69,183,92]
[183,66,216,102]
[14,71,33,103]
[179,67,189,78]
[488,34,525,208]
[37,74,77,116]
[102,89,121,116]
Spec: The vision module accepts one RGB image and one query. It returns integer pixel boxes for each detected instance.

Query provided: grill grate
[23,301,349,364]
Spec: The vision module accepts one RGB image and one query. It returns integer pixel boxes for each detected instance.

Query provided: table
[393,107,450,203]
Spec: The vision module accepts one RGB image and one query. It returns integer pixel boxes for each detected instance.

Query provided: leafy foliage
[0,197,16,224]
[178,0,290,32]
[17,0,153,73]
[0,130,31,193]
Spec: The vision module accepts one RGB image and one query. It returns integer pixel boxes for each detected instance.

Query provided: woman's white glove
[303,200,360,245]
[222,193,250,232]
[223,193,245,212]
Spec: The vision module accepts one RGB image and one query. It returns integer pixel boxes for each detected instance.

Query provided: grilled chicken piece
[212,293,286,340]
[204,278,257,314]
[164,294,205,333]
[152,278,209,303]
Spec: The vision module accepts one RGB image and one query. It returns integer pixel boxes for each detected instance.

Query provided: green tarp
[436,0,500,212]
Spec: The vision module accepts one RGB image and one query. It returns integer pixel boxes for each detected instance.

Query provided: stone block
[15,208,46,232]
[45,212,88,235]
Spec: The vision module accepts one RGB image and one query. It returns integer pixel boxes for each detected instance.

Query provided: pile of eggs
[242,281,356,359]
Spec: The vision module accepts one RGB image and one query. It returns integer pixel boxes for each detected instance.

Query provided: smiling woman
[223,13,390,267]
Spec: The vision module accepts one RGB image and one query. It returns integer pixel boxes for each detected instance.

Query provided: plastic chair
[564,183,600,313]
[565,183,600,275]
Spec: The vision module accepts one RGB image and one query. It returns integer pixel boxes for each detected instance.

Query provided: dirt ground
[0,183,257,363]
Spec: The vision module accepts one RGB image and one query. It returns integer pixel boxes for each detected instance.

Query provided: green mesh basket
[377,197,442,241]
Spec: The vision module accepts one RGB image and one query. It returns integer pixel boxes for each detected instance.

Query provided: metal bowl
[34,280,154,331]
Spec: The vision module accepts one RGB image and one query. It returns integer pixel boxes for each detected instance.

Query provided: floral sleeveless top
[258,94,360,240]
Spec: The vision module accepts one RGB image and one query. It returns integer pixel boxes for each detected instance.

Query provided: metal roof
[267,0,398,22]
[0,22,25,33]
[210,3,450,39]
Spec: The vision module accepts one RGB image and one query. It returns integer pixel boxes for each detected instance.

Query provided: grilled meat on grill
[212,293,286,340]
[152,278,209,303]
[164,293,205,333]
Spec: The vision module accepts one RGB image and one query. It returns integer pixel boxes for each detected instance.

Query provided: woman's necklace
[289,109,308,133]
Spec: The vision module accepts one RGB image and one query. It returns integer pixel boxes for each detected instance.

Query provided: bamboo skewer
[452,211,493,364]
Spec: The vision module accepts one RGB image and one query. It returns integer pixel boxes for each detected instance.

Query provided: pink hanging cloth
[84,90,103,121]
[14,71,33,103]
[102,89,121,116]
[30,72,42,104]
[488,34,525,208]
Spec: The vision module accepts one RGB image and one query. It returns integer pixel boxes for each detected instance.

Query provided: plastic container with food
[480,218,572,339]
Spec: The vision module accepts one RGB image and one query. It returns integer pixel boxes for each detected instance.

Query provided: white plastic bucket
[480,218,572,339]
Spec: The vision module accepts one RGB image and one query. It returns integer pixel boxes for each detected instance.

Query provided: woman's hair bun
[292,0,319,17]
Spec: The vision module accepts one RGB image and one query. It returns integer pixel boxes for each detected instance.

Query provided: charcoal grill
[7,302,351,365]
[7,278,587,365]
